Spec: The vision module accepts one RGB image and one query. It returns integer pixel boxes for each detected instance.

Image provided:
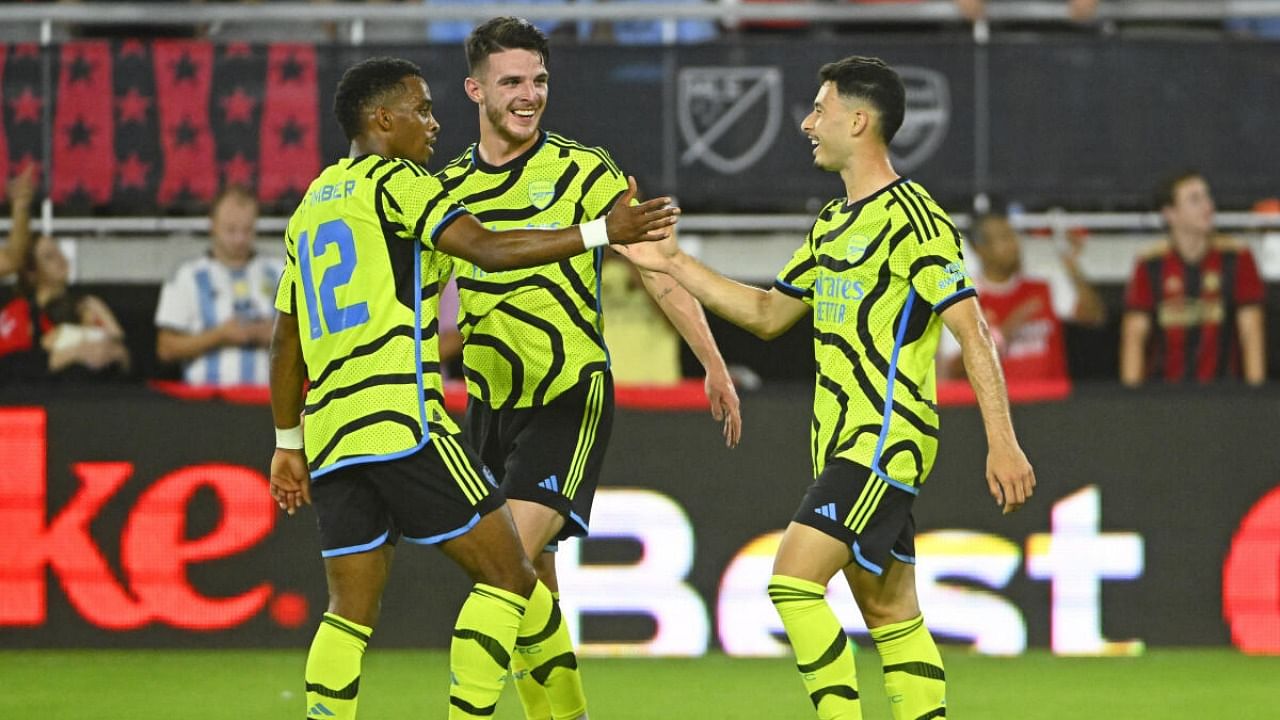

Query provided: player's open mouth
[512,109,536,118]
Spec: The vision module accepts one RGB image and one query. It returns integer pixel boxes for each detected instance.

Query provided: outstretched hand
[270,448,312,516]
[705,370,742,448]
[604,176,680,245]
[986,442,1035,514]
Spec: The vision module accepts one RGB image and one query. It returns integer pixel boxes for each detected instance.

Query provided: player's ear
[464,76,483,104]
[371,104,393,133]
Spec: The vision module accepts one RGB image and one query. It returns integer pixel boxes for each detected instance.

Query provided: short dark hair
[818,56,905,145]
[466,16,550,75]
[968,211,1007,245]
[1156,169,1204,209]
[333,56,423,141]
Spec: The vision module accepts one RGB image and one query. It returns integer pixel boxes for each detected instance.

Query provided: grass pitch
[2,647,1274,719]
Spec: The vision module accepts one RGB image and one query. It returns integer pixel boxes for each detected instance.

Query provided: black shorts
[463,372,614,542]
[792,458,917,576]
[311,434,504,558]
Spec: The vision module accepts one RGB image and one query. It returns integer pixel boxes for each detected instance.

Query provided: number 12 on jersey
[297,219,370,340]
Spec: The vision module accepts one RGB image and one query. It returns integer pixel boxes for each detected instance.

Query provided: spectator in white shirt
[155,185,282,386]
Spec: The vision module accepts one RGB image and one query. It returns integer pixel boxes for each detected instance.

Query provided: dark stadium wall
[3,38,1280,215]
[2,385,1278,655]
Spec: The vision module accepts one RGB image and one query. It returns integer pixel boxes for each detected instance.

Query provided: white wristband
[580,217,610,249]
[275,424,304,450]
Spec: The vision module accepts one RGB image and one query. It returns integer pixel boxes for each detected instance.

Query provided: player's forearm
[467,227,591,273]
[643,273,731,376]
[960,319,1019,449]
[156,328,225,363]
[666,253,785,340]
[268,313,305,429]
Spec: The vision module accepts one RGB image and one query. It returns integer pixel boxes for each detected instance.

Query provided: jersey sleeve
[905,223,976,314]
[384,169,469,251]
[1124,258,1154,312]
[154,265,197,332]
[775,234,817,305]
[275,230,298,315]
[1234,247,1265,305]
[580,148,629,221]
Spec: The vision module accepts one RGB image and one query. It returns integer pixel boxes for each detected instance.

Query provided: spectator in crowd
[954,0,1099,23]
[939,210,1106,382]
[155,185,282,386]
[0,233,131,382]
[427,0,571,43]
[1,167,41,379]
[580,0,718,44]
[1120,171,1266,386]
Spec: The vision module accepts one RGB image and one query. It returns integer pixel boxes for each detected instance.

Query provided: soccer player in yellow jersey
[266,57,678,720]
[436,17,742,720]
[623,56,1036,720]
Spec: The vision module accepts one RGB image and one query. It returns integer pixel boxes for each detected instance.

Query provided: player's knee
[855,592,918,629]
[326,594,382,629]
[477,554,538,598]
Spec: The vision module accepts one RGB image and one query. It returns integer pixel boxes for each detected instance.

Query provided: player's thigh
[322,545,394,627]
[375,434,506,548]
[497,372,615,543]
[773,521,855,585]
[439,503,536,596]
[507,498,567,558]
[781,458,918,583]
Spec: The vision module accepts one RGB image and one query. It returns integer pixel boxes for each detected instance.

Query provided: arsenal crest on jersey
[528,179,556,210]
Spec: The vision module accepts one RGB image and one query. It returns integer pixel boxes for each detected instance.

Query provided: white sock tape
[580,217,610,249]
[275,424,304,450]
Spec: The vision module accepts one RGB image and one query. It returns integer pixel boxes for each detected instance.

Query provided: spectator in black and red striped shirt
[1120,171,1266,386]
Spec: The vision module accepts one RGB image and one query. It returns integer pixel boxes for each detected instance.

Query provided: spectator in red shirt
[939,210,1106,382]
[1121,171,1266,386]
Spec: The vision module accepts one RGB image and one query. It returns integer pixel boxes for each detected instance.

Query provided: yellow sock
[515,584,586,720]
[869,615,946,719]
[304,612,372,720]
[768,575,861,720]
[449,584,528,719]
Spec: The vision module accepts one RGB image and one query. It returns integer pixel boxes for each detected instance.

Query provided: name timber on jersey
[436,131,628,410]
[775,178,974,490]
[277,154,467,476]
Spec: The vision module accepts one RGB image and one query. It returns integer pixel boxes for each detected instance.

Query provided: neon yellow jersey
[275,155,468,476]
[775,178,975,491]
[436,131,627,409]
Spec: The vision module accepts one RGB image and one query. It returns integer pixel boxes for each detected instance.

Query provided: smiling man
[621,56,1036,720]
[436,18,742,720]
[266,56,679,720]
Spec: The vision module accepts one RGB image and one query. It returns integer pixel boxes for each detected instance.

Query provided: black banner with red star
[3,39,1280,215]
[0,40,341,215]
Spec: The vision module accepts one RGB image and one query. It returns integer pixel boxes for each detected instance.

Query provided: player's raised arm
[436,176,677,273]
[620,237,809,341]
[939,295,1036,514]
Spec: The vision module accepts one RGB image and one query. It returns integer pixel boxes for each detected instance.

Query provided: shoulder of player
[543,132,622,174]
[1210,234,1249,254]
[436,146,477,178]
[1136,239,1172,261]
